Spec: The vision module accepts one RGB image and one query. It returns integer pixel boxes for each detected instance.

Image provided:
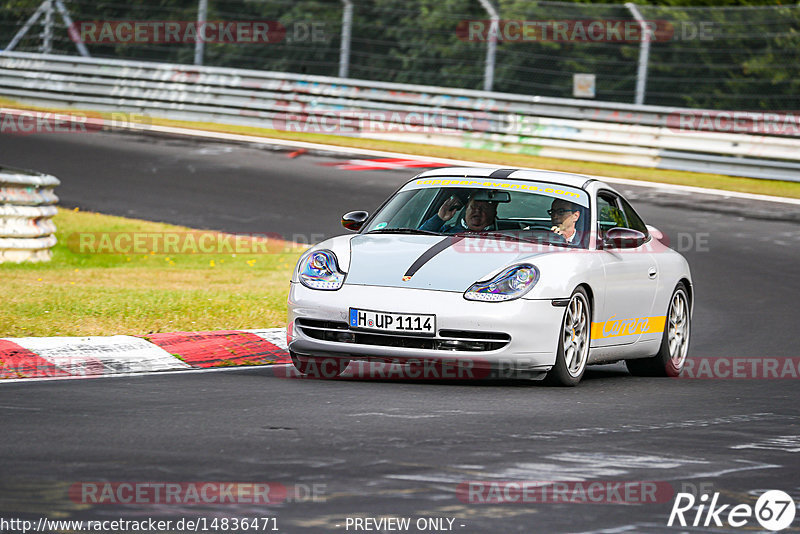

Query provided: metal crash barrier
[0,51,799,182]
[0,166,59,263]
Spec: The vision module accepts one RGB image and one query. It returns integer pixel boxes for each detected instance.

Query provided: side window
[597,193,626,239]
[619,197,649,236]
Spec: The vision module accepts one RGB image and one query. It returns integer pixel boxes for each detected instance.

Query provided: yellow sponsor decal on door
[591,315,666,339]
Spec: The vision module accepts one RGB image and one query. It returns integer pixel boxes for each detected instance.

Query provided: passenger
[548,199,582,244]
[420,192,498,233]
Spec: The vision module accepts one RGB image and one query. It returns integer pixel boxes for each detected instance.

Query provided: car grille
[296,319,510,352]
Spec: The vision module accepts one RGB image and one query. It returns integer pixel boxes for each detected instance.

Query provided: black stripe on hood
[403,236,465,280]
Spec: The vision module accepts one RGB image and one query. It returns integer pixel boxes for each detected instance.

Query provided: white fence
[1,51,799,182]
[0,165,59,263]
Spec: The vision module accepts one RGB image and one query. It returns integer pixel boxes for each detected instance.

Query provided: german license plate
[349,308,435,335]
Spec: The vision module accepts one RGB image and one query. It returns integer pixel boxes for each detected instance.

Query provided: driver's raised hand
[437,196,462,221]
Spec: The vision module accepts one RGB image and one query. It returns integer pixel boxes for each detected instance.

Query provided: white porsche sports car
[287,167,692,386]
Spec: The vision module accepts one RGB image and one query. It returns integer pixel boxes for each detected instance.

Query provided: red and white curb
[0,328,289,381]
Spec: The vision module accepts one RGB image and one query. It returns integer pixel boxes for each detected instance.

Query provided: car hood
[344,234,549,292]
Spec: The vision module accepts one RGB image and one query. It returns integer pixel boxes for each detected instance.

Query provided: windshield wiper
[366,228,442,236]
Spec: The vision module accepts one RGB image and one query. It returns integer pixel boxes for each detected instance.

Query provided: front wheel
[626,283,691,377]
[545,287,591,386]
[290,352,350,378]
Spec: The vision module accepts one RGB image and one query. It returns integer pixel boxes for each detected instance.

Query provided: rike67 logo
[668,490,796,531]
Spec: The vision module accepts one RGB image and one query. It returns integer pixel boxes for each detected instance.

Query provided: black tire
[626,282,691,377]
[545,287,591,387]
[290,352,350,378]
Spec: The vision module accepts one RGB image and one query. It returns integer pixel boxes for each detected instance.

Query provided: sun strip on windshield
[403,177,589,207]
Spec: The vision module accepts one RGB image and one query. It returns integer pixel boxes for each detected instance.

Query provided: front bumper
[287,282,565,372]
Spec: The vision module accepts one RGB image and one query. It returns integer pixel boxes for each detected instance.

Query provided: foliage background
[1,0,798,109]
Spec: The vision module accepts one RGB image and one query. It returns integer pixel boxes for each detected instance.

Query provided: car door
[592,191,660,348]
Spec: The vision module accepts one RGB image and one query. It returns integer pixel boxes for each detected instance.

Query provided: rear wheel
[626,283,690,377]
[545,287,591,386]
[290,352,350,378]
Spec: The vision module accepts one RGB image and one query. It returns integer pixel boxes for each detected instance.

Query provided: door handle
[648,267,657,279]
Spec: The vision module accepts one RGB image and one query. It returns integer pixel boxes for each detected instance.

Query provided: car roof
[414,167,599,190]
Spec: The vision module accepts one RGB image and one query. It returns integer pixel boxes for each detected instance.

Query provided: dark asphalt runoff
[1,130,799,534]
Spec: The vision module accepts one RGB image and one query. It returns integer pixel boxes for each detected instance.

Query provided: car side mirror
[604,227,646,249]
[646,224,664,242]
[342,211,369,231]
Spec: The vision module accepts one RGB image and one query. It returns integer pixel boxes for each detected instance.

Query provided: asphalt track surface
[2,130,800,533]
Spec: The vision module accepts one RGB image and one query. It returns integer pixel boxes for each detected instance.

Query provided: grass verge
[0,208,303,337]
[3,99,800,199]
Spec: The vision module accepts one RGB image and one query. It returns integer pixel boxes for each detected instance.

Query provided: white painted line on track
[587,173,800,205]
[122,122,800,206]
[2,108,795,205]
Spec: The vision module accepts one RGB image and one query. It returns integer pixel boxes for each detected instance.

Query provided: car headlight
[464,264,539,302]
[298,250,346,290]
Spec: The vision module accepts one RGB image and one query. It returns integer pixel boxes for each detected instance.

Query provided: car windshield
[363,178,592,249]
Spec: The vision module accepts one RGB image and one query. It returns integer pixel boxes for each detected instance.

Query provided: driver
[419,192,498,233]
[548,199,582,244]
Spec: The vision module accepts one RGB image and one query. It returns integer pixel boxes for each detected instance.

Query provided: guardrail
[1,51,799,182]
[0,165,59,263]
